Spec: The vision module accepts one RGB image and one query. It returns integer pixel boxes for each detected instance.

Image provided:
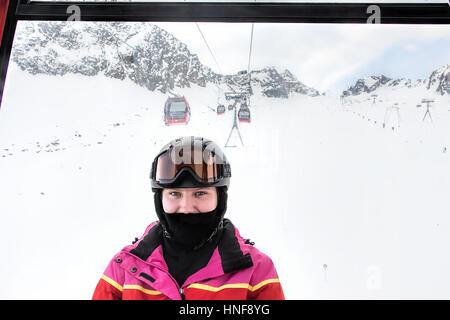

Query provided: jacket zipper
[179,288,186,300]
[160,266,186,300]
[156,265,187,300]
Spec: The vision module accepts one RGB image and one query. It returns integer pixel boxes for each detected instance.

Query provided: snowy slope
[1,59,450,299]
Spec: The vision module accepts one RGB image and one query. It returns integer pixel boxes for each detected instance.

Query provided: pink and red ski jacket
[92,219,285,300]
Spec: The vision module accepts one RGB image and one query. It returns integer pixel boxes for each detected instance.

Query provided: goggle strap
[223,163,232,178]
[150,160,156,179]
[156,166,219,184]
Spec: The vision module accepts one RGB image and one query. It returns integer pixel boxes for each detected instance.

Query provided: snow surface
[0,62,450,299]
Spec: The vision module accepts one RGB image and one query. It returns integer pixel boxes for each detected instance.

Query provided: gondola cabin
[238,105,251,123]
[164,96,191,125]
[217,104,225,114]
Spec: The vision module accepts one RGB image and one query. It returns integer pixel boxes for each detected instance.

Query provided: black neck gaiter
[154,189,227,250]
[153,189,227,287]
[163,210,222,250]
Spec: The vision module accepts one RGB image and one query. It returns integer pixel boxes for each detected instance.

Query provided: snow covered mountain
[342,64,450,97]
[11,21,319,98]
[427,64,450,95]
[223,67,320,98]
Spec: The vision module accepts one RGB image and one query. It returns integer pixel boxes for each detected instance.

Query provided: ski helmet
[150,136,231,191]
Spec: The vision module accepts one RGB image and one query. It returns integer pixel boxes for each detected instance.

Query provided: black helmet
[150,136,231,191]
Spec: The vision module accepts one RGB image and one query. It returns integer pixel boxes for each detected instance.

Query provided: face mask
[154,189,228,250]
[163,210,221,249]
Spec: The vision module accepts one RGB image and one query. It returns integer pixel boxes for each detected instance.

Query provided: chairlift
[163,96,191,125]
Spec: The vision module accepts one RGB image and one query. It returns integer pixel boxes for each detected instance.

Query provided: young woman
[92,136,284,300]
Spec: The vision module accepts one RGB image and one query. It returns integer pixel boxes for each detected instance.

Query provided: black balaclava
[154,187,227,250]
[153,178,228,287]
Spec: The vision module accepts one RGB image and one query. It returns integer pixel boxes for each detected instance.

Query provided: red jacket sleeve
[248,280,285,300]
[92,254,125,300]
[246,248,285,300]
[92,275,123,300]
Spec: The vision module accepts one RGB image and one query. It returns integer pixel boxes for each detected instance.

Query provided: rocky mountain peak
[11,21,319,99]
[427,64,450,95]
[342,65,449,97]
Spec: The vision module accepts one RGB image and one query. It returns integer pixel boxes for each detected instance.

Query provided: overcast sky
[154,22,450,95]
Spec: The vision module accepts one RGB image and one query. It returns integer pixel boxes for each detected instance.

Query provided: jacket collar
[129,219,253,282]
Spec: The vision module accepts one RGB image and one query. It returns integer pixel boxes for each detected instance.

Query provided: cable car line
[246,23,254,108]
[196,23,222,74]
[195,23,246,95]
[193,22,254,146]
[247,23,254,74]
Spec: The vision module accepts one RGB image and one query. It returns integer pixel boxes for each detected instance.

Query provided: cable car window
[239,111,250,118]
[1,1,450,300]
[169,101,188,112]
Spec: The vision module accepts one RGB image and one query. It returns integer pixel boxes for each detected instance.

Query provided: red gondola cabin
[164,96,191,125]
[238,104,251,123]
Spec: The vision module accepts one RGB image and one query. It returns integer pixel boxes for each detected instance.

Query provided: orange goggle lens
[154,149,221,184]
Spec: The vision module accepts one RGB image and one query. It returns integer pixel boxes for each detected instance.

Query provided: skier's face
[162,187,218,214]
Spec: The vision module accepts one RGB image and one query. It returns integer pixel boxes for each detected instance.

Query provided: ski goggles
[151,141,231,185]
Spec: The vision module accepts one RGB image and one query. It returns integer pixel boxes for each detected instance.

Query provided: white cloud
[154,22,450,94]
